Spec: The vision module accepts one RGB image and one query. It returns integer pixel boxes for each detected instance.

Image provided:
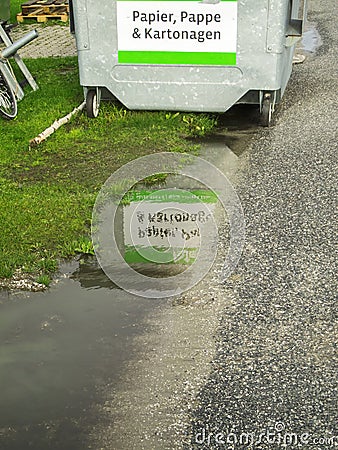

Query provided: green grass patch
[10,0,21,23]
[0,56,217,280]
[36,274,52,287]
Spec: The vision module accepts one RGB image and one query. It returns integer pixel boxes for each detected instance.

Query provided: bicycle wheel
[0,68,17,120]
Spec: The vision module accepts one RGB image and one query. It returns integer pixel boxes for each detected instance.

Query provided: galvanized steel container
[71,0,307,124]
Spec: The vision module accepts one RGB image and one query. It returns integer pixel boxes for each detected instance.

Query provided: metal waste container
[0,0,10,21]
[71,0,307,125]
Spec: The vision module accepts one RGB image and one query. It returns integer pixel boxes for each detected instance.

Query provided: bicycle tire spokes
[0,70,17,120]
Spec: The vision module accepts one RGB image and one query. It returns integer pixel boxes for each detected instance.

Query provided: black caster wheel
[86,89,100,118]
[260,94,274,127]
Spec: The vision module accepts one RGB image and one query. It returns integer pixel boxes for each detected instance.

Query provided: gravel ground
[188,0,337,448]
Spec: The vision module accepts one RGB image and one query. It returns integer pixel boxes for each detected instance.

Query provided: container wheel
[86,89,100,118]
[260,95,273,127]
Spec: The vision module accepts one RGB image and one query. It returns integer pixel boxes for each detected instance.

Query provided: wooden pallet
[17,0,69,23]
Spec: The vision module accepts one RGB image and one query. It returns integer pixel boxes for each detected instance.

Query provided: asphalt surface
[188,0,337,448]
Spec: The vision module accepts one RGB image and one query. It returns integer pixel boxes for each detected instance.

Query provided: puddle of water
[0,259,160,449]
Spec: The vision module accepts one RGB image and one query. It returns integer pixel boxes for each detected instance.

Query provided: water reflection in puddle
[0,258,160,449]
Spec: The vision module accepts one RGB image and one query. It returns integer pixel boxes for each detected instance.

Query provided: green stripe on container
[124,189,219,204]
[118,0,236,2]
[124,246,197,264]
[118,51,236,66]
